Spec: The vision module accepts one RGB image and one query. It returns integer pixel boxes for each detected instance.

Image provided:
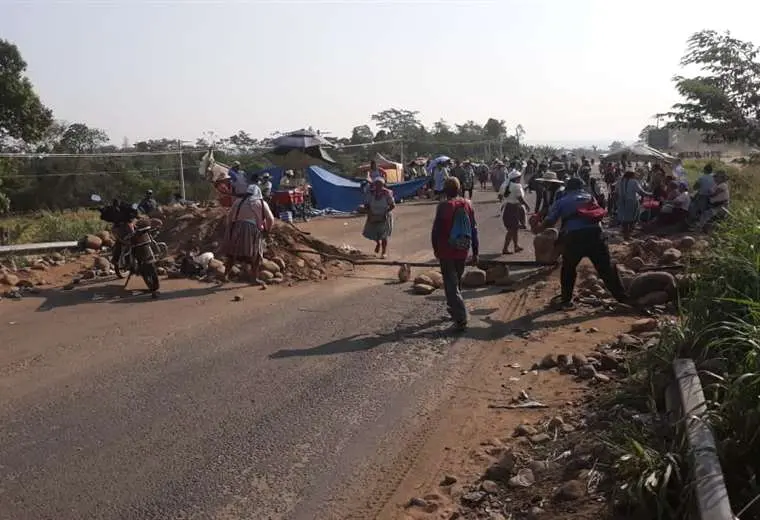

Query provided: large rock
[461,268,487,288]
[424,271,444,289]
[412,273,431,285]
[484,451,517,483]
[412,283,436,295]
[679,236,696,250]
[486,264,509,283]
[96,230,115,248]
[637,291,671,306]
[628,271,677,300]
[259,269,275,281]
[534,228,561,264]
[207,258,226,275]
[397,264,411,283]
[0,273,20,286]
[94,257,112,270]
[626,256,645,272]
[80,234,103,250]
[661,248,683,264]
[261,259,281,274]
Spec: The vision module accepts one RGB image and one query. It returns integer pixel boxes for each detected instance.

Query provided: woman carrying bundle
[362,177,396,258]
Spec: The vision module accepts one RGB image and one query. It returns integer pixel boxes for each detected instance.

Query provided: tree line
[3,29,760,213]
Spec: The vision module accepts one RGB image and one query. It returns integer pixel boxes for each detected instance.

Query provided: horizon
[2,0,758,146]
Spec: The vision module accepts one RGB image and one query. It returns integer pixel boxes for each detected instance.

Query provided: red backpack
[576,199,607,222]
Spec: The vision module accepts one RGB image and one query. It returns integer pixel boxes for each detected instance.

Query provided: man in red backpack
[431,177,480,332]
[536,177,628,310]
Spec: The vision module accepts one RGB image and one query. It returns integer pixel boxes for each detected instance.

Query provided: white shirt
[673,191,691,210]
[710,182,729,205]
[499,177,525,204]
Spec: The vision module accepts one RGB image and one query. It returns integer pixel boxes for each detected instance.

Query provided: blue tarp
[253,165,430,213]
[306,166,430,212]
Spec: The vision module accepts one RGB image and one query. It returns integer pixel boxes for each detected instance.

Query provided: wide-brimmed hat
[372,176,386,184]
[508,170,522,181]
[262,172,271,179]
[535,171,564,184]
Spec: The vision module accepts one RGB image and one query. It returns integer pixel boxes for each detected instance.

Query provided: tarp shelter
[358,153,405,183]
[604,143,676,163]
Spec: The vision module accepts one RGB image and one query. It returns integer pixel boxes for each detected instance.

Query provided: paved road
[0,189,535,520]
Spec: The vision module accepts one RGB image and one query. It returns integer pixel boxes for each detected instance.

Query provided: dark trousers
[460,187,473,199]
[440,258,467,323]
[560,228,627,303]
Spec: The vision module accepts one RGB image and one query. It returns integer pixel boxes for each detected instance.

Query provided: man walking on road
[431,177,480,332]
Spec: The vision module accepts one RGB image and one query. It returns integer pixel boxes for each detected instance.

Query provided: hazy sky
[2,0,758,147]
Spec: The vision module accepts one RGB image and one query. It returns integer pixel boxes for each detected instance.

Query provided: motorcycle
[91,194,168,294]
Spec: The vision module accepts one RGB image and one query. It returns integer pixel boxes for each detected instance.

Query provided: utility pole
[177,139,186,200]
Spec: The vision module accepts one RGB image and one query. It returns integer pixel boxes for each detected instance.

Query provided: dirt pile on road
[155,206,366,283]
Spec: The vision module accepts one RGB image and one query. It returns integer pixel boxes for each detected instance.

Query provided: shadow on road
[32,282,237,311]
[268,317,449,359]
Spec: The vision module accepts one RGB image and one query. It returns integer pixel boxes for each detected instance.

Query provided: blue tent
[253,165,430,213]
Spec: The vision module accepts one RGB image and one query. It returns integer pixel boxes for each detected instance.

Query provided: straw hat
[535,171,564,184]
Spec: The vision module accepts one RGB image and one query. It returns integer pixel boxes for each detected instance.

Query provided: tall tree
[57,123,109,153]
[370,108,423,138]
[514,124,526,144]
[0,39,53,143]
[349,125,373,144]
[609,140,625,152]
[659,30,760,146]
[638,125,657,142]
[483,118,507,139]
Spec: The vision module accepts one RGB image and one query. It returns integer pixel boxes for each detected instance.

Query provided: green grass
[595,162,760,518]
[0,209,106,244]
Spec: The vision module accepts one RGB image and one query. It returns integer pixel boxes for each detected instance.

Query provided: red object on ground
[272,189,305,207]
[642,198,660,210]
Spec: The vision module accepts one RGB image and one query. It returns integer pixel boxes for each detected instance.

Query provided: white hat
[508,170,522,181]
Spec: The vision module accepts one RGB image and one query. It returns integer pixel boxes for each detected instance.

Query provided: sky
[2,0,759,148]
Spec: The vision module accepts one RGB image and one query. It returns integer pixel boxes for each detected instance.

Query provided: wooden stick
[285,248,553,268]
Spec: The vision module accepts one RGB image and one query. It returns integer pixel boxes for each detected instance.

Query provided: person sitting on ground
[535,177,628,310]
[137,190,158,215]
[431,177,479,332]
[698,170,730,230]
[654,181,691,228]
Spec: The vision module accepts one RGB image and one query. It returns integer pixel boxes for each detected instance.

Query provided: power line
[6,167,194,178]
[0,149,207,159]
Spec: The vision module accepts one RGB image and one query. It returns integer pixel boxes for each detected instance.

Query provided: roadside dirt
[374,265,647,520]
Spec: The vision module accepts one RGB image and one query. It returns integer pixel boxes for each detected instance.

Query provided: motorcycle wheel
[141,262,160,292]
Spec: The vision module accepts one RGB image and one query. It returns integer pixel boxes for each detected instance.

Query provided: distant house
[647,128,753,158]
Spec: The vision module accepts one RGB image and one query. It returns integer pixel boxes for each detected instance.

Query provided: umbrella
[272,129,332,150]
[267,147,336,169]
[426,155,451,173]
[604,143,676,163]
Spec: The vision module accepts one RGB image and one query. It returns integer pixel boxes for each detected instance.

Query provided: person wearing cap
[431,177,479,332]
[362,176,395,258]
[137,189,158,215]
[220,183,275,284]
[228,160,249,196]
[499,165,531,254]
[260,172,273,200]
[536,177,628,310]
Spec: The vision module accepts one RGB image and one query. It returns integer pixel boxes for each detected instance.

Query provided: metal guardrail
[0,241,78,255]
[666,358,737,520]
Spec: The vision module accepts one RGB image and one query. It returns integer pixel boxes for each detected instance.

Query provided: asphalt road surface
[0,188,537,520]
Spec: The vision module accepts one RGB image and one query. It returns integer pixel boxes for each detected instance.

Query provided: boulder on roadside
[637,291,671,306]
[626,256,645,272]
[80,234,103,251]
[0,273,20,286]
[412,283,436,295]
[397,264,411,283]
[628,271,676,300]
[461,268,487,288]
[207,258,226,276]
[679,236,696,250]
[260,269,275,281]
[631,318,658,333]
[554,480,586,501]
[414,274,434,286]
[424,271,444,289]
[484,451,517,483]
[486,264,509,283]
[261,259,281,274]
[94,257,112,270]
[661,248,683,265]
[534,228,561,264]
[96,230,115,248]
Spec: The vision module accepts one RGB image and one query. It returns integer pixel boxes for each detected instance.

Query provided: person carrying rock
[431,177,479,332]
[536,177,628,310]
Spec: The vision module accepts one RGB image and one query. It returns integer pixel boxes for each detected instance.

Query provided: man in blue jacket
[537,178,628,310]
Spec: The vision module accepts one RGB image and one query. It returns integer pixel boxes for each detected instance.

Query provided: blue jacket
[544,189,601,233]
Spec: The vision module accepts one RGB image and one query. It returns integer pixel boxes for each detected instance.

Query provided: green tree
[0,39,53,143]
[514,124,526,144]
[609,140,625,152]
[659,30,760,146]
[638,125,657,142]
[349,125,373,144]
[483,118,507,139]
[370,108,423,138]
[57,123,109,153]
